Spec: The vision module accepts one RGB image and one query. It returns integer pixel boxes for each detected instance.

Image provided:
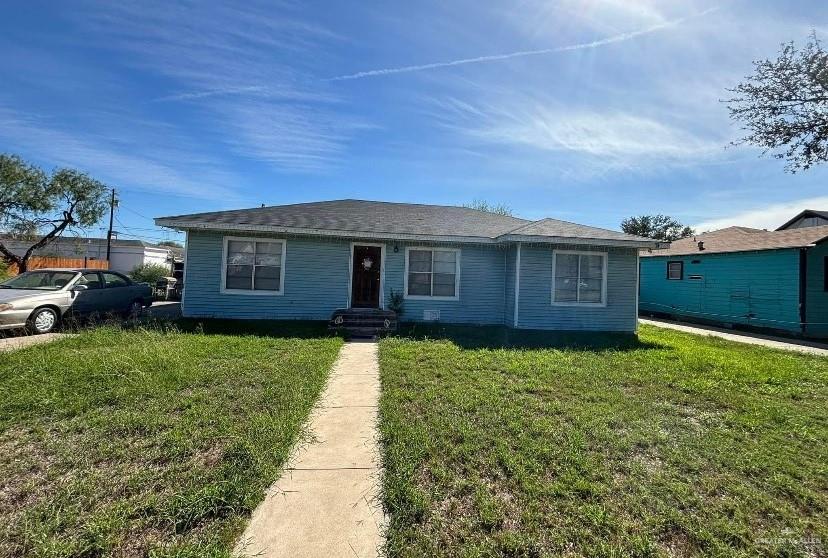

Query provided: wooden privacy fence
[6,257,109,276]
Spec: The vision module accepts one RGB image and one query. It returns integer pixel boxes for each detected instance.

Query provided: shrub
[388,288,404,315]
[129,263,170,284]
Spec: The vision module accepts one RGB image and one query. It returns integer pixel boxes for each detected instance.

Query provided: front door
[351,245,381,308]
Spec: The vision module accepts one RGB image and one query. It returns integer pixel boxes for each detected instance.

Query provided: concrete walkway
[640,318,828,356]
[0,333,69,352]
[236,341,385,558]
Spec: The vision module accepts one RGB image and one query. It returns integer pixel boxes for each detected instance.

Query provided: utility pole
[106,188,116,261]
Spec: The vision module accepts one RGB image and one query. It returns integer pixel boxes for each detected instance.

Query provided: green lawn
[0,325,342,558]
[379,324,828,557]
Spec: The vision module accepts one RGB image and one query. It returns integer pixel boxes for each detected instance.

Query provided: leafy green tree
[157,240,183,248]
[128,263,171,285]
[0,154,109,272]
[726,32,828,172]
[463,199,513,216]
[621,215,694,242]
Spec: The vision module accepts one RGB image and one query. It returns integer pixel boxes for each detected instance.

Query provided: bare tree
[726,32,828,172]
[463,199,513,216]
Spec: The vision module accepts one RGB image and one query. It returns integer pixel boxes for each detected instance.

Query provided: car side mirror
[72,284,88,292]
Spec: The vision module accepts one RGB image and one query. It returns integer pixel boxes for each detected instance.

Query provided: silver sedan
[0,268,153,334]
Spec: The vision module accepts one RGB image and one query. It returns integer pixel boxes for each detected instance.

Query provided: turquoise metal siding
[517,245,639,332]
[805,243,828,338]
[639,249,802,334]
[182,230,351,320]
[383,242,507,325]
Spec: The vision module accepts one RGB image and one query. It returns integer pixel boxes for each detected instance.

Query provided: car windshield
[0,271,77,290]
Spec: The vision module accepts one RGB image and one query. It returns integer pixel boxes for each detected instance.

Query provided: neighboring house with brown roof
[155,199,659,333]
[639,221,828,338]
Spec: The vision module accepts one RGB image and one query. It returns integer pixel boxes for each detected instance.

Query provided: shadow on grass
[393,323,666,351]
[158,317,339,339]
[44,315,666,351]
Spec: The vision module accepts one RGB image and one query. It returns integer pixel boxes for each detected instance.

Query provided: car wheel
[127,300,144,318]
[28,307,59,335]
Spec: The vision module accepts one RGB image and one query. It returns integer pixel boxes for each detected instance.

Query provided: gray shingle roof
[503,217,650,243]
[776,209,828,230]
[641,225,828,257]
[156,199,658,247]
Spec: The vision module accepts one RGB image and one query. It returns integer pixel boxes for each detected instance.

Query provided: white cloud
[77,1,362,172]
[0,107,241,201]
[327,7,717,81]
[427,94,724,173]
[694,197,828,231]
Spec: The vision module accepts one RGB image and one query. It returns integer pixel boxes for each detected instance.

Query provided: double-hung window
[667,261,683,280]
[405,248,460,299]
[222,237,285,294]
[552,250,607,306]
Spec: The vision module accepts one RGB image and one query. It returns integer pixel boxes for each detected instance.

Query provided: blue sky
[1,0,827,244]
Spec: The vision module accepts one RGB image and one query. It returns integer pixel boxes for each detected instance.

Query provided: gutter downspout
[514,243,521,328]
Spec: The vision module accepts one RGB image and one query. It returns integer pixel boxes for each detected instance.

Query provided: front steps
[328,308,398,337]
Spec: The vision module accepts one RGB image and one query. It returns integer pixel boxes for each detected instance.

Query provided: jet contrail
[327,7,718,81]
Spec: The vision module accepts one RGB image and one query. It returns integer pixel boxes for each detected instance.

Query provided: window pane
[254,266,281,290]
[555,254,579,279]
[432,273,456,296]
[408,272,431,296]
[78,273,102,289]
[228,240,254,265]
[226,265,253,289]
[409,250,432,273]
[668,262,682,280]
[433,251,456,274]
[554,278,577,302]
[579,278,603,303]
[255,241,282,266]
[581,255,603,280]
[102,272,129,288]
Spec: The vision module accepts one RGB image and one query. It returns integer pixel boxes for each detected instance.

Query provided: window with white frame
[406,248,459,298]
[552,251,607,305]
[223,237,285,293]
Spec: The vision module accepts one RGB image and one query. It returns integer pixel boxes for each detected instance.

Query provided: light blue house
[155,200,658,332]
[639,221,828,339]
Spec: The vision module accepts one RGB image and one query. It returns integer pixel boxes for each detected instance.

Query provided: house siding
[383,242,507,325]
[504,244,516,326]
[182,230,351,320]
[517,245,638,332]
[182,231,639,332]
[639,249,803,335]
[805,243,828,338]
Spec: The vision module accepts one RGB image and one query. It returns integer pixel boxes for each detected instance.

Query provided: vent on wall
[423,309,440,321]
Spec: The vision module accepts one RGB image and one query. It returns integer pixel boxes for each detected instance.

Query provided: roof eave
[498,233,662,249]
[154,219,500,244]
[155,219,663,248]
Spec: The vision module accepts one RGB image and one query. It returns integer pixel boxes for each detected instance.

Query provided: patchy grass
[0,325,342,557]
[379,324,828,557]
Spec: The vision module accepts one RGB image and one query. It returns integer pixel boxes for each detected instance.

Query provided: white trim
[513,243,521,327]
[182,232,189,310]
[635,251,640,333]
[220,236,286,295]
[551,249,608,308]
[403,246,461,301]
[347,242,386,309]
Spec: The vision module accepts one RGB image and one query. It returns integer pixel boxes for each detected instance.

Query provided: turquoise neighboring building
[156,200,659,332]
[639,213,828,339]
